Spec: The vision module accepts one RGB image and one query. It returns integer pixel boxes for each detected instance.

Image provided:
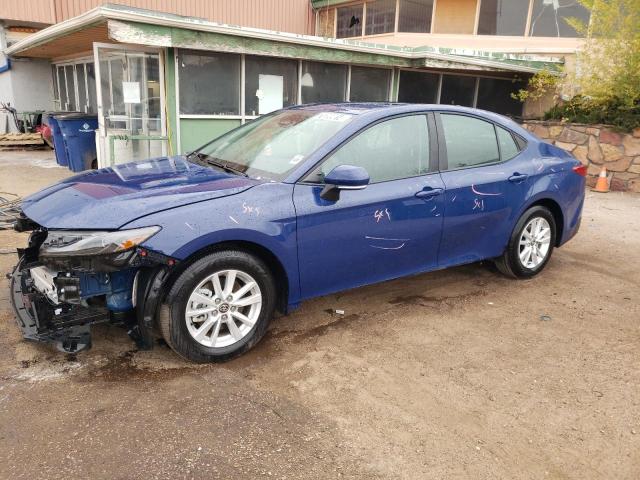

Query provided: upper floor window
[398,0,434,33]
[366,0,397,35]
[478,0,530,36]
[529,0,590,37]
[336,4,363,38]
[331,0,589,39]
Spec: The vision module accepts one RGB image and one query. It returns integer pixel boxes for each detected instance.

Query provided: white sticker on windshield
[315,112,352,122]
[290,154,305,165]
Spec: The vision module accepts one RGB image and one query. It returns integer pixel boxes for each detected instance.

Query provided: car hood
[21,156,260,229]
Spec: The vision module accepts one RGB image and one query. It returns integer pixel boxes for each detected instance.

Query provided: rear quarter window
[496,126,521,160]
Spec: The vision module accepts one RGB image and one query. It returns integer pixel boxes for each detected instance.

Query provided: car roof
[287,102,529,134]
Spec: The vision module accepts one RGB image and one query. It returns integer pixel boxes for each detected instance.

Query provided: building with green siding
[5,4,560,167]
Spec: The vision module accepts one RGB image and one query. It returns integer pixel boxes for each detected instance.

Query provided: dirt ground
[0,150,639,480]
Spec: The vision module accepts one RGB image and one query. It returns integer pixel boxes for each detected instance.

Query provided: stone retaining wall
[521,121,640,192]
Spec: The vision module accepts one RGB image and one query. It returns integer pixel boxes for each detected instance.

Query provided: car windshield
[188,109,355,181]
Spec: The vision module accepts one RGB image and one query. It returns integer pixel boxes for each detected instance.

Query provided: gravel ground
[0,149,639,479]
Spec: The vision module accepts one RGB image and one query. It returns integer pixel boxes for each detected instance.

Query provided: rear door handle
[508,173,529,183]
[415,188,443,199]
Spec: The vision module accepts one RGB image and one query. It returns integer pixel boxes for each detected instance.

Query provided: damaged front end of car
[9,215,176,354]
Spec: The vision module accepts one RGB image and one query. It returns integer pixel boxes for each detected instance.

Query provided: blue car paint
[21,156,260,229]
[21,104,585,313]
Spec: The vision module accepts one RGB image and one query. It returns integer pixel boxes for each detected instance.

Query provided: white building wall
[8,58,54,112]
[0,25,53,132]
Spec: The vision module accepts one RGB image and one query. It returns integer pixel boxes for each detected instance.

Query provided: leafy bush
[544,95,640,132]
[567,0,640,108]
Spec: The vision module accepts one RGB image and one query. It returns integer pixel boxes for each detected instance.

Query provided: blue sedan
[11,104,586,362]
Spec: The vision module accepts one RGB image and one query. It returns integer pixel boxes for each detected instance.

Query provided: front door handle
[508,173,529,183]
[415,187,443,199]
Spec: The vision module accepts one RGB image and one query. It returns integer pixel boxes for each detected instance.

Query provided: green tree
[568,0,640,105]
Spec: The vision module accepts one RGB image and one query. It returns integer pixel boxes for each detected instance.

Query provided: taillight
[573,165,588,177]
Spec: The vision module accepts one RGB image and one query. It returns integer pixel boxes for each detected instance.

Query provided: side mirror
[321,165,370,201]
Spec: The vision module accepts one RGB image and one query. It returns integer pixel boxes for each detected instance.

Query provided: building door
[94,44,166,167]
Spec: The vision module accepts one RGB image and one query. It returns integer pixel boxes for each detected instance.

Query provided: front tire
[159,250,276,363]
[495,206,556,279]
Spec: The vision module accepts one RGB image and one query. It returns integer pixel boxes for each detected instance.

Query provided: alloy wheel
[518,217,552,269]
[185,269,262,348]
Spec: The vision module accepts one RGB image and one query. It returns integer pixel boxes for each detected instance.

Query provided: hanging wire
[0,192,22,231]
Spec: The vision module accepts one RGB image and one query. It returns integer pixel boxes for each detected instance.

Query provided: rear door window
[440,114,500,170]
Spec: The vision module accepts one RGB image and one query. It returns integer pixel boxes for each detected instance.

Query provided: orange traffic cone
[592,166,609,193]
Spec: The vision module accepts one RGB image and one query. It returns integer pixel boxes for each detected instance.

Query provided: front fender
[122,183,301,306]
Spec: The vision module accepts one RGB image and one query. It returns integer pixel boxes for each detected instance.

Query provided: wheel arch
[164,240,290,314]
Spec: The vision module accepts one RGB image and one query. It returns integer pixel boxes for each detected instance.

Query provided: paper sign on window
[122,81,141,104]
[257,74,283,114]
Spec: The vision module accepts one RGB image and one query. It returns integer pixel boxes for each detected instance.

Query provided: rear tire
[495,206,556,279]
[159,250,276,363]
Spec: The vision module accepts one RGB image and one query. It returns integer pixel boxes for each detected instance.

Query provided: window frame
[330,0,588,40]
[52,57,95,113]
[348,64,393,102]
[298,111,439,186]
[336,3,365,38]
[177,49,242,117]
[434,111,525,172]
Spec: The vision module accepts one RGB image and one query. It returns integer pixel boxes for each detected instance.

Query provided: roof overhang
[5,3,562,74]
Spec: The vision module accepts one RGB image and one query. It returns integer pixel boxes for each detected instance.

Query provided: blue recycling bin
[47,114,70,166]
[56,113,99,172]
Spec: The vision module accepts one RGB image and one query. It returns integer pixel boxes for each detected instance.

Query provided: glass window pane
[398,70,439,103]
[128,55,144,133]
[476,77,524,116]
[496,126,520,160]
[349,66,391,102]
[318,115,430,183]
[365,0,397,35]
[109,56,126,116]
[478,0,529,36]
[77,64,87,113]
[200,109,356,181]
[398,0,434,33]
[178,50,240,115]
[440,75,476,107]
[51,65,59,102]
[529,0,590,37]
[245,56,298,116]
[441,114,499,169]
[64,65,76,111]
[86,63,97,114]
[336,5,364,38]
[146,55,161,131]
[57,67,68,110]
[301,61,348,104]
